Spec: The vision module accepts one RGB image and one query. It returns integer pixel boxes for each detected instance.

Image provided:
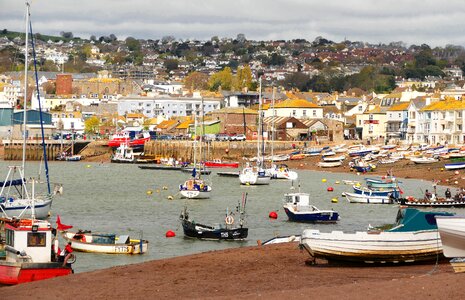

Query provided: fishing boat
[397,196,465,208]
[108,127,152,149]
[111,143,139,163]
[300,208,454,264]
[179,193,248,240]
[343,192,394,204]
[56,153,82,161]
[365,178,400,189]
[444,161,465,170]
[283,191,339,223]
[409,157,438,164]
[352,185,400,198]
[435,215,465,258]
[204,159,239,168]
[57,217,148,254]
[267,164,298,180]
[0,218,74,285]
[318,161,342,168]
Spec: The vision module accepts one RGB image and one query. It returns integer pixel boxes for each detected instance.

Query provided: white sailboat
[0,11,58,219]
[265,86,298,181]
[239,77,271,185]
[179,99,212,199]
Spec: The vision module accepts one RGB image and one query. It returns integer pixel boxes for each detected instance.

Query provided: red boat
[108,129,151,149]
[204,159,239,168]
[0,218,74,285]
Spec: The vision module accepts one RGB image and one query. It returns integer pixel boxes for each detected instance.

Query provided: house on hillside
[262,116,308,141]
[264,99,323,119]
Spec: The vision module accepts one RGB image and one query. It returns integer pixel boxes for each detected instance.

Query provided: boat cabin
[284,192,310,207]
[4,219,53,263]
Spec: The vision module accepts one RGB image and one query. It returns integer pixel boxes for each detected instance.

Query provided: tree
[184,71,209,90]
[236,33,246,43]
[109,34,117,42]
[59,31,73,39]
[234,64,253,91]
[84,116,100,133]
[208,67,233,91]
[125,37,141,52]
[164,59,179,73]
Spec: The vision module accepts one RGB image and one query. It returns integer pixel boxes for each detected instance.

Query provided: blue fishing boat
[444,161,465,170]
[352,185,400,198]
[283,192,339,223]
[365,178,400,189]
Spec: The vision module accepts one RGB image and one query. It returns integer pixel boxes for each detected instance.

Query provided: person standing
[62,242,74,267]
[445,188,452,199]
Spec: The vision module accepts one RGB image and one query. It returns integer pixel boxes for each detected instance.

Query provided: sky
[2,0,465,47]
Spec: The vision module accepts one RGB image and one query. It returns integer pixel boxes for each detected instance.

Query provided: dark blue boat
[283,192,339,223]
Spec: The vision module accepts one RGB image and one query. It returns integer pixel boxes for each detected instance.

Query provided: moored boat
[397,196,465,208]
[283,192,339,223]
[300,208,454,264]
[435,215,465,258]
[204,159,239,168]
[343,191,394,204]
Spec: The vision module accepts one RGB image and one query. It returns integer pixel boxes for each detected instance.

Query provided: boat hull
[444,162,465,170]
[180,189,211,199]
[0,262,72,285]
[62,232,148,254]
[284,207,339,223]
[344,192,393,204]
[435,216,465,258]
[300,229,443,263]
[181,220,248,240]
[204,161,239,168]
[1,199,52,219]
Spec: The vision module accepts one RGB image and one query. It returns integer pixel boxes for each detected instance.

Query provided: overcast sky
[2,0,465,47]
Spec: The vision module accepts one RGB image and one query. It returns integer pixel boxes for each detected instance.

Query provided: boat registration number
[221,232,229,238]
[115,246,129,253]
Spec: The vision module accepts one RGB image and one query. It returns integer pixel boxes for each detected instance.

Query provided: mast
[271,86,276,164]
[257,77,262,168]
[22,2,30,172]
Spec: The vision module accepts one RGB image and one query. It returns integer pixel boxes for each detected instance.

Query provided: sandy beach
[2,148,465,299]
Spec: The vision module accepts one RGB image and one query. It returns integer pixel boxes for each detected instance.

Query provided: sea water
[2,161,458,273]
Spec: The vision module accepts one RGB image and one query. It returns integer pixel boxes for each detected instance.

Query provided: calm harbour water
[3,161,460,273]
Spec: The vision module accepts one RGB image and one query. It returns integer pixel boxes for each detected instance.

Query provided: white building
[264,99,323,119]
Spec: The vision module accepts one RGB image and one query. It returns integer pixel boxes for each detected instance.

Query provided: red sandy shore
[1,243,463,300]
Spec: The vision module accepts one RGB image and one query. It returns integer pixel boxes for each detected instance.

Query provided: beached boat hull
[410,157,438,164]
[181,219,248,240]
[318,161,342,168]
[435,216,465,258]
[204,161,239,168]
[0,262,73,285]
[444,162,465,170]
[300,229,443,263]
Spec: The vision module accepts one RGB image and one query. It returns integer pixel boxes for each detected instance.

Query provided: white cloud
[2,0,465,46]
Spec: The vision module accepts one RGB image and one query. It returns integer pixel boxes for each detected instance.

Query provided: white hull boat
[239,167,271,185]
[322,155,345,162]
[435,216,465,258]
[409,157,438,164]
[318,161,342,168]
[343,192,394,204]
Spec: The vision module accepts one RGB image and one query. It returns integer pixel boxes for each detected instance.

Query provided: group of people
[424,187,465,201]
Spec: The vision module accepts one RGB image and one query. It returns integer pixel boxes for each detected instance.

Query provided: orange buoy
[269,211,278,219]
[225,148,229,154]
[165,230,176,238]
[327,187,334,192]
[455,171,460,175]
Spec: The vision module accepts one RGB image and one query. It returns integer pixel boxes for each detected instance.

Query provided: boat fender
[167,195,174,200]
[225,215,234,225]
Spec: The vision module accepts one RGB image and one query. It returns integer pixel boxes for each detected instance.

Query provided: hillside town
[2,31,465,146]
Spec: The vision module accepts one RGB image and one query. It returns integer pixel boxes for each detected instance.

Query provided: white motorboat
[343,192,394,204]
[239,166,271,185]
[322,155,345,162]
[317,161,342,168]
[435,215,465,258]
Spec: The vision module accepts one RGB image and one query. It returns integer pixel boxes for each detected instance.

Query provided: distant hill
[0,29,81,43]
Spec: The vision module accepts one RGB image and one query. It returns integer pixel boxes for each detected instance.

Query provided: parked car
[230,134,246,141]
[215,133,231,141]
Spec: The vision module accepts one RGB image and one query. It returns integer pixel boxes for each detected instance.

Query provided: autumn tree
[84,116,100,133]
[184,71,209,91]
[208,67,233,91]
[234,64,253,91]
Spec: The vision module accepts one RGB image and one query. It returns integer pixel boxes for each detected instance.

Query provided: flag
[56,215,73,231]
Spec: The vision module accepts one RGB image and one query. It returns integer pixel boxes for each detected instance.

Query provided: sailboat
[0,2,74,285]
[264,87,298,180]
[239,77,271,185]
[179,100,212,199]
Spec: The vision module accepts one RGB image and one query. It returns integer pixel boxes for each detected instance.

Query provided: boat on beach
[0,218,74,285]
[444,161,465,170]
[300,208,454,264]
[409,157,438,164]
[435,215,465,258]
[318,161,342,168]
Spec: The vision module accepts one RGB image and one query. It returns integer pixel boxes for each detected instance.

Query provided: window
[303,110,306,116]
[292,110,296,116]
[6,229,14,247]
[27,232,46,247]
[146,110,150,114]
[312,110,316,117]
[398,113,401,118]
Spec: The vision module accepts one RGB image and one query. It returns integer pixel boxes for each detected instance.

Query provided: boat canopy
[390,208,454,232]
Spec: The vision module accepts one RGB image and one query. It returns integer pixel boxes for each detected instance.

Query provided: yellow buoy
[162,186,168,190]
[156,189,160,193]
[86,165,91,168]
[167,195,174,200]
[441,168,444,172]
[322,178,327,183]
[355,182,361,187]
[146,190,153,195]
[331,198,338,203]
[335,181,340,184]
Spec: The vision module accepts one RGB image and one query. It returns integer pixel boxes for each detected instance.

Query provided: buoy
[440,168,444,172]
[322,178,327,183]
[327,187,334,192]
[356,172,361,176]
[331,197,338,203]
[162,186,168,190]
[225,148,229,154]
[455,171,460,175]
[300,163,304,167]
[146,190,153,195]
[355,182,361,187]
[86,165,91,168]
[446,179,450,182]
[269,211,278,219]
[335,181,340,184]
[156,189,160,193]
[246,182,250,186]
[165,230,176,238]
[455,181,459,185]
[167,195,174,200]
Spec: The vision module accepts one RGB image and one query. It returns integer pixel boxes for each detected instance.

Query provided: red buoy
[269,211,278,219]
[327,187,334,192]
[165,230,176,238]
